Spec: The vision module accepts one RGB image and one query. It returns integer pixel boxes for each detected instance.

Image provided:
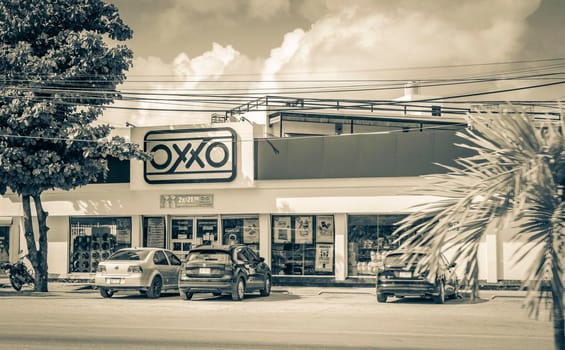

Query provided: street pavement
[0,279,549,350]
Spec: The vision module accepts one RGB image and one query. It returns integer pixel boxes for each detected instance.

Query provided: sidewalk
[0,277,528,299]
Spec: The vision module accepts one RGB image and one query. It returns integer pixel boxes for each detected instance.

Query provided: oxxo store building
[0,101,532,285]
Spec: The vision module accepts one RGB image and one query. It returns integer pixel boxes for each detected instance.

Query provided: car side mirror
[258,257,265,263]
[448,262,456,268]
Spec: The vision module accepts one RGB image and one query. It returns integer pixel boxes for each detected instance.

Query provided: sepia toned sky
[105,0,565,126]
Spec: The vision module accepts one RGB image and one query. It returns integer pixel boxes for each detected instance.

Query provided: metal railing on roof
[225,95,468,118]
[221,95,561,123]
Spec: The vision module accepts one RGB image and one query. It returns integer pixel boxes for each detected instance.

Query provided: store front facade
[0,118,530,285]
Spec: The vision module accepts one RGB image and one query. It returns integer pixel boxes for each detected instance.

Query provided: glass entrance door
[169,217,219,259]
[196,218,218,246]
[170,217,194,259]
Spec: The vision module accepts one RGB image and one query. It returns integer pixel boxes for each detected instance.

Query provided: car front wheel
[100,288,114,298]
[376,292,388,303]
[260,276,271,297]
[181,291,193,300]
[232,278,245,301]
[146,276,162,299]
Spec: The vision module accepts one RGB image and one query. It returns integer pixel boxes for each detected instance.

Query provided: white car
[95,248,182,299]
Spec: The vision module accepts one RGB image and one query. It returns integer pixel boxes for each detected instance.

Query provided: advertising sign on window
[315,244,333,272]
[243,218,259,244]
[145,217,165,248]
[273,216,291,243]
[295,216,313,244]
[316,215,334,243]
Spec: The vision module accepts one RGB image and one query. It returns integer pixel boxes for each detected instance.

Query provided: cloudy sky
[105,0,565,126]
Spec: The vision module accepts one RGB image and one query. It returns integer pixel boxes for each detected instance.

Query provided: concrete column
[486,232,498,283]
[131,215,142,248]
[334,213,347,281]
[259,214,271,264]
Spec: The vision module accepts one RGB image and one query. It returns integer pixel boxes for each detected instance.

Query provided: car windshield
[108,250,150,261]
[384,252,427,267]
[187,251,230,263]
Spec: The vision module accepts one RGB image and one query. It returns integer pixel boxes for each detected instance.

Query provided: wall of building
[0,120,537,285]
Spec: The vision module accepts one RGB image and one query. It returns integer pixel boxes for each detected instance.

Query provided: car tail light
[378,271,395,280]
[128,265,143,273]
[96,265,106,273]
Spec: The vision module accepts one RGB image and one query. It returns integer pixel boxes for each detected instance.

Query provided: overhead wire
[0,121,469,145]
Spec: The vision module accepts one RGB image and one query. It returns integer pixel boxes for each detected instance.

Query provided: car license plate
[399,271,412,278]
[199,268,211,275]
[107,278,122,284]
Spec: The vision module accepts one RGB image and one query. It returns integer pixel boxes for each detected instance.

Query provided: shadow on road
[186,292,300,302]
[386,295,489,305]
[100,291,301,302]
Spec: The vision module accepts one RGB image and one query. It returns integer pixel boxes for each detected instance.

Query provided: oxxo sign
[144,128,237,184]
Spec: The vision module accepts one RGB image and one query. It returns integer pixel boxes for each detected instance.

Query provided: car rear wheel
[181,291,193,300]
[232,278,245,301]
[376,292,388,303]
[100,288,114,298]
[146,276,162,299]
[434,282,446,304]
[260,276,271,297]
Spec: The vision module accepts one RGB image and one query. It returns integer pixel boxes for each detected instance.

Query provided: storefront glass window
[0,227,9,263]
[69,217,132,273]
[222,217,259,253]
[271,215,335,276]
[347,214,405,277]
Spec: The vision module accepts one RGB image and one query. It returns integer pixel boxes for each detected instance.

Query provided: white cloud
[103,0,548,126]
[174,43,240,80]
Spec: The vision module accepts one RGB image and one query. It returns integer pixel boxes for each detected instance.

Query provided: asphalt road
[0,287,553,350]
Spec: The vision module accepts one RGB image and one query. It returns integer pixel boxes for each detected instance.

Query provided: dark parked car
[178,245,272,301]
[376,250,459,304]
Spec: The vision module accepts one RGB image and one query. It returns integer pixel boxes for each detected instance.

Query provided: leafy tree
[0,0,149,292]
[394,109,564,349]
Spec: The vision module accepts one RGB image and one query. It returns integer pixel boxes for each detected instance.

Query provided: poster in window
[315,244,333,272]
[316,215,334,243]
[146,217,165,248]
[273,216,291,243]
[295,216,313,244]
[243,218,259,244]
[224,226,241,245]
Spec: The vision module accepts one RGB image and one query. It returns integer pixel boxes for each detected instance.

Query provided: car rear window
[187,251,230,263]
[384,253,426,267]
[108,250,150,261]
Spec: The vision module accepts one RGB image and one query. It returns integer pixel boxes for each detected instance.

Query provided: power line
[0,122,469,145]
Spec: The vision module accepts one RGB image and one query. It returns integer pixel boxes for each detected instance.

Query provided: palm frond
[394,107,564,308]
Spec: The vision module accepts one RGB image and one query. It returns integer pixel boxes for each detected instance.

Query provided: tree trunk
[21,195,41,291]
[553,289,565,350]
[32,194,49,292]
[21,194,49,292]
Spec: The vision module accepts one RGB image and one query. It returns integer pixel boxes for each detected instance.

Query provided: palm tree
[394,108,564,350]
